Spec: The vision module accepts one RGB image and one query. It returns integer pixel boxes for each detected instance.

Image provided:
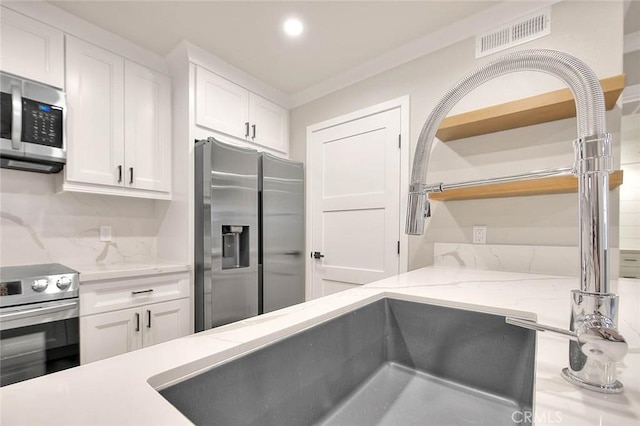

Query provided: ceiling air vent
[476,8,551,58]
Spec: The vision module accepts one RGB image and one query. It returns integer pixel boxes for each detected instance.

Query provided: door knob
[311,251,324,259]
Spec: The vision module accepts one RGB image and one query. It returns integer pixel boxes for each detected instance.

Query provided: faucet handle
[577,315,628,363]
[505,316,628,363]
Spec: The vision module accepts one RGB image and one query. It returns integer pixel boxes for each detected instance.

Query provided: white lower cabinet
[80,298,190,364]
[142,298,191,348]
[79,272,191,364]
[81,306,141,363]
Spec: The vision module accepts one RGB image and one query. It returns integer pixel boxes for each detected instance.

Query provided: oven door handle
[0,301,78,322]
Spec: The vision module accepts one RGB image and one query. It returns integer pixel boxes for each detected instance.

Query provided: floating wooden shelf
[428,170,624,201]
[436,74,626,142]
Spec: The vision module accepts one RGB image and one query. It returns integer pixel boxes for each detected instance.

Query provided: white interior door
[309,107,402,297]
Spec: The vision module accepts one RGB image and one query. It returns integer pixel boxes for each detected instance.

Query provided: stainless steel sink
[158,298,536,425]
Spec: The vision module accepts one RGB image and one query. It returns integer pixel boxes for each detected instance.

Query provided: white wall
[290,0,624,271]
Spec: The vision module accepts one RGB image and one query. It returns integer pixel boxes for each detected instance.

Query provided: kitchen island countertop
[1,266,638,425]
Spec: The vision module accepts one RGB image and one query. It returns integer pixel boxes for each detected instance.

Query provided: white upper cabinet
[195,65,289,155]
[64,36,171,199]
[65,36,125,187]
[124,61,171,193]
[0,7,64,88]
[249,93,289,154]
[196,66,249,140]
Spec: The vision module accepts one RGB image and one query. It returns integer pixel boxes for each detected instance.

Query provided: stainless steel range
[0,263,80,387]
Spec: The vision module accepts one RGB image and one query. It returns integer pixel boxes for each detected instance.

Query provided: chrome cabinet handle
[245,122,250,138]
[129,167,134,185]
[135,312,140,332]
[147,309,151,328]
[118,165,123,183]
[131,289,154,295]
[251,124,256,139]
[11,84,22,150]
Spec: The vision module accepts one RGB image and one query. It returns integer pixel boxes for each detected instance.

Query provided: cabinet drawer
[80,272,189,316]
[620,266,640,279]
[620,251,640,267]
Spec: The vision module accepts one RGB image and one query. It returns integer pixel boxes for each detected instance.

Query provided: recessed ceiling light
[283,18,303,37]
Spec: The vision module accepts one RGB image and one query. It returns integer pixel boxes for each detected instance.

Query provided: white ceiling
[47,0,501,95]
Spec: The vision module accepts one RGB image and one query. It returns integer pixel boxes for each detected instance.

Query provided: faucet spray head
[406,191,429,235]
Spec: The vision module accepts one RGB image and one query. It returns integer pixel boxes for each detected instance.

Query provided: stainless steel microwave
[0,72,66,173]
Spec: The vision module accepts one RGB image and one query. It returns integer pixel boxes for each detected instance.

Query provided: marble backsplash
[434,242,620,279]
[0,169,158,268]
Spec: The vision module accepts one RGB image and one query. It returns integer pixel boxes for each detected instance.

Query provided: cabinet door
[142,298,191,348]
[124,61,171,193]
[196,66,249,139]
[249,93,289,155]
[0,7,64,88]
[65,36,125,187]
[80,307,142,364]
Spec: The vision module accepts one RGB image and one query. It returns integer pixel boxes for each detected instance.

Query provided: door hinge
[397,241,400,255]
[398,134,401,149]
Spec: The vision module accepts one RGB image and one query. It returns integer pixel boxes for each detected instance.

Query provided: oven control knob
[32,279,49,292]
[56,276,73,290]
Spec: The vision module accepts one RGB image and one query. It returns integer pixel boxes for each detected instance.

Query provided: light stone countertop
[67,261,191,282]
[1,267,638,425]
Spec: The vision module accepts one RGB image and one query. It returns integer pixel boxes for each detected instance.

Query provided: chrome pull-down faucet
[406,49,626,393]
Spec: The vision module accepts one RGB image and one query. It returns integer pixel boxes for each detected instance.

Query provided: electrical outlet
[472,226,487,244]
[100,226,112,242]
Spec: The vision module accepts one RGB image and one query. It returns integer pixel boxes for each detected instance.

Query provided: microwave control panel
[22,98,63,148]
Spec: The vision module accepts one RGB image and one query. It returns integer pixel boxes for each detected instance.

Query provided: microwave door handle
[11,84,22,150]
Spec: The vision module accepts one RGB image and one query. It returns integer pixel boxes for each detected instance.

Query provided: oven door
[0,299,79,387]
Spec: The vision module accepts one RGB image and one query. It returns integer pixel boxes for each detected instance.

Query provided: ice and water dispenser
[222,226,250,269]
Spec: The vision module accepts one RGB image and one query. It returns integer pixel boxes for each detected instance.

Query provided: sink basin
[157,298,536,425]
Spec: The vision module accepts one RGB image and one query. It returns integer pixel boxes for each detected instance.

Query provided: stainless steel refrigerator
[194,138,304,332]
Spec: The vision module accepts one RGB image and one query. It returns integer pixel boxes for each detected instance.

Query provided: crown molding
[2,0,168,74]
[289,0,562,109]
[183,41,291,109]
